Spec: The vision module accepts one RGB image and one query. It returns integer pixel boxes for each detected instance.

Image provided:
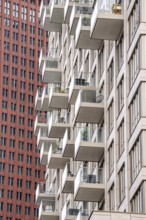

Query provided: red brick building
[0,0,46,219]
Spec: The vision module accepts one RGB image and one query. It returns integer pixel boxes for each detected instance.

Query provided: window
[25,207,30,215]
[118,120,124,157]
[108,60,114,94]
[16,205,21,214]
[17,179,22,188]
[118,165,125,204]
[18,142,24,150]
[108,141,114,176]
[9,152,14,160]
[30,9,35,23]
[118,77,124,113]
[19,117,24,125]
[0,203,3,211]
[20,70,26,78]
[2,101,7,109]
[19,129,24,138]
[99,46,104,78]
[16,192,22,201]
[26,181,31,189]
[108,100,114,134]
[3,77,8,85]
[25,194,31,202]
[0,150,5,159]
[109,184,115,211]
[1,125,7,134]
[11,91,17,99]
[10,127,16,135]
[18,166,23,175]
[7,191,13,199]
[0,163,5,171]
[27,156,32,164]
[18,154,23,162]
[10,139,15,148]
[4,1,10,15]
[2,113,7,121]
[11,103,16,111]
[35,170,40,178]
[26,168,32,177]
[13,3,19,17]
[3,65,9,73]
[1,137,6,146]
[22,6,27,20]
[12,67,17,76]
[8,177,13,186]
[27,143,32,151]
[130,135,142,183]
[131,183,144,213]
[9,164,14,173]
[0,189,4,198]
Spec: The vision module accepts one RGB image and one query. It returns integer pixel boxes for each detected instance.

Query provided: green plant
[81,128,88,141]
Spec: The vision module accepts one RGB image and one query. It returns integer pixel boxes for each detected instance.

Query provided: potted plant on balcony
[112,4,122,14]
[81,128,88,141]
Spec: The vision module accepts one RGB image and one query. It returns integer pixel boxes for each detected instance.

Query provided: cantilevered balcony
[41,49,61,83]
[36,182,56,205]
[75,15,102,50]
[49,82,68,110]
[50,0,64,23]
[74,90,104,123]
[74,127,104,162]
[35,88,42,111]
[39,201,59,220]
[91,0,124,40]
[48,144,69,169]
[62,162,75,193]
[40,143,49,165]
[48,111,71,139]
[74,166,105,202]
[37,127,56,150]
[76,210,90,220]
[62,129,74,158]
[69,3,93,35]
[69,74,96,105]
[39,0,49,22]
[34,112,47,136]
[41,85,50,111]
[61,202,80,220]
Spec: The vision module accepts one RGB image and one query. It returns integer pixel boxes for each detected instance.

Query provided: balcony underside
[35,124,47,136]
[76,28,102,50]
[75,142,104,162]
[69,16,79,35]
[74,183,104,202]
[51,7,64,23]
[49,93,68,109]
[37,138,57,150]
[91,14,123,40]
[64,3,73,24]
[35,98,42,111]
[49,124,70,139]
[62,141,74,158]
[44,15,62,32]
[40,211,59,220]
[41,96,49,111]
[40,152,48,165]
[48,155,69,169]
[75,103,104,123]
[62,177,74,193]
[36,194,55,205]
[42,69,61,84]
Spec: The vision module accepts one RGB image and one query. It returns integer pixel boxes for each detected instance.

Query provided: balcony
[39,201,59,220]
[74,127,104,162]
[69,74,96,104]
[62,129,74,158]
[35,88,42,111]
[74,90,104,123]
[75,15,102,50]
[39,0,49,22]
[40,143,49,165]
[62,163,74,193]
[69,3,93,35]
[37,127,56,150]
[61,202,80,220]
[76,210,90,220]
[41,85,50,111]
[50,0,64,23]
[49,82,68,110]
[74,166,105,202]
[36,182,56,205]
[48,111,70,139]
[91,0,124,40]
[34,112,47,136]
[41,49,61,84]
[48,144,69,169]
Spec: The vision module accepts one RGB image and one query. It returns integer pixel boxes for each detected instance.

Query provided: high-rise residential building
[0,0,47,219]
[35,0,146,220]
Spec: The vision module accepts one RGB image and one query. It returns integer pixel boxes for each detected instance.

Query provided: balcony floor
[91,13,124,40]
[48,155,69,169]
[35,98,41,111]
[62,141,74,158]
[69,16,79,35]
[36,193,55,205]
[44,15,62,32]
[49,93,68,109]
[49,124,70,139]
[75,142,104,162]
[74,183,104,202]
[62,176,74,193]
[40,152,48,165]
[42,69,61,84]
[51,7,64,23]
[40,211,59,220]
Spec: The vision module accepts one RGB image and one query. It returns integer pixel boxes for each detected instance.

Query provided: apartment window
[21,58,26,66]
[118,165,125,204]
[25,207,30,215]
[13,32,18,41]
[13,3,19,17]
[8,177,13,186]
[13,21,19,29]
[29,60,34,68]
[130,135,142,183]
[10,127,16,135]
[129,42,140,89]
[25,194,31,202]
[29,72,34,80]
[0,163,5,171]
[26,168,31,177]
[26,181,31,189]
[9,152,14,160]
[19,129,24,138]
[18,154,23,162]
[1,125,7,134]
[10,139,15,148]
[11,91,17,99]
[21,35,27,43]
[21,23,27,31]
[0,150,5,159]
[27,156,32,164]
[99,46,104,79]
[20,105,25,113]
[3,65,9,73]
[27,143,32,151]
[3,77,8,85]
[9,164,14,173]
[17,179,22,188]
[4,30,10,38]
[12,79,17,87]
[12,56,18,64]
[35,170,40,178]
[28,119,33,127]
[28,95,33,103]
[19,117,24,125]
[109,184,115,211]
[0,189,4,198]
[30,9,35,23]
[35,158,40,166]
[22,6,27,20]
[11,103,16,111]
[7,191,13,199]
[7,203,12,212]
[16,205,21,214]
[118,77,124,113]
[2,113,7,121]
[129,89,140,134]
[21,46,26,54]
[28,107,33,115]
[2,101,7,109]
[4,53,9,62]
[131,183,144,213]
[18,166,23,175]
[4,1,10,15]
[16,192,22,201]
[108,60,114,94]
[108,141,114,176]
[20,93,25,101]
[0,203,3,211]
[12,67,17,76]
[34,208,38,217]
[108,100,114,134]
[2,89,8,97]
[4,18,10,26]
[129,0,140,44]
[18,141,24,150]
[1,137,6,146]
[20,81,25,90]
[118,120,124,157]
[30,26,35,34]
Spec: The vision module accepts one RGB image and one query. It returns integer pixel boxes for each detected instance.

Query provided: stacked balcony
[35,87,42,111]
[48,143,69,169]
[69,3,93,35]
[74,165,105,202]
[41,85,50,111]
[48,111,70,139]
[62,129,74,158]
[40,143,49,165]
[69,73,96,105]
[34,112,47,136]
[61,202,80,220]
[50,0,64,23]
[74,127,104,162]
[75,14,102,50]
[39,201,59,220]
[90,0,124,40]
[37,127,56,149]
[74,90,104,123]
[62,162,75,193]
[49,82,68,110]
[41,48,61,83]
[36,182,56,205]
